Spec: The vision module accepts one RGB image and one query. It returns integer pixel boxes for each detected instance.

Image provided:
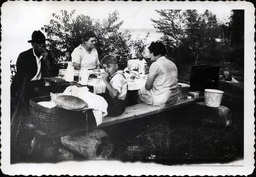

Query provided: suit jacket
[11,48,59,102]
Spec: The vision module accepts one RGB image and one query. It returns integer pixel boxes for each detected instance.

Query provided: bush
[41,10,134,65]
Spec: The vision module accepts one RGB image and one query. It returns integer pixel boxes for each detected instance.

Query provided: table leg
[83,111,89,136]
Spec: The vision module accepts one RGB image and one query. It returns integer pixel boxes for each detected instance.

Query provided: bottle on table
[65,62,74,82]
[79,68,89,85]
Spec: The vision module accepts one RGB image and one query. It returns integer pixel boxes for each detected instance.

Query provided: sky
[1,1,234,63]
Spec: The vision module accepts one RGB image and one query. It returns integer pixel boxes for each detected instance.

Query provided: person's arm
[95,50,100,71]
[144,63,158,90]
[41,50,59,76]
[71,47,81,70]
[73,62,81,70]
[145,74,156,90]
[102,73,119,98]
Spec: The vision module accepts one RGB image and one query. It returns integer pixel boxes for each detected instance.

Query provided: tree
[130,32,150,60]
[152,9,221,64]
[226,10,244,67]
[229,10,244,47]
[41,10,133,67]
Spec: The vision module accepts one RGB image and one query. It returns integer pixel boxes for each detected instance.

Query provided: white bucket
[204,89,224,107]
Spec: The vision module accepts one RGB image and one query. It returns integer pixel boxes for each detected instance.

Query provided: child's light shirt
[109,70,128,100]
[71,44,100,70]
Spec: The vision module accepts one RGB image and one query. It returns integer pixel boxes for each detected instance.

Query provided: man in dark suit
[11,30,59,114]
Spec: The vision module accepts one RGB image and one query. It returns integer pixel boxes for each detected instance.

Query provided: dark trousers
[103,93,127,116]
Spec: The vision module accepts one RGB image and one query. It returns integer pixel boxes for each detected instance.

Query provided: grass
[102,63,244,164]
[103,103,243,164]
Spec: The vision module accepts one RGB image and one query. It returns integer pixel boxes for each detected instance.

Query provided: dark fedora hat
[28,30,47,43]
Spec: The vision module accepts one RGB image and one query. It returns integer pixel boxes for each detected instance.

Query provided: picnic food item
[55,95,88,111]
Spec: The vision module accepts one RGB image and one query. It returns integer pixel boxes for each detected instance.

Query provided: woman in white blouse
[138,41,179,106]
[71,31,100,70]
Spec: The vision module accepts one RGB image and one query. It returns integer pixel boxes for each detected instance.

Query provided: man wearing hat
[11,30,58,113]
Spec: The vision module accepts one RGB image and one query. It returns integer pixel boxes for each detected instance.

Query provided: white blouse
[71,44,100,70]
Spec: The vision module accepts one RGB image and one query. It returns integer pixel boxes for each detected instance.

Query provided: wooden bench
[27,96,203,138]
[99,96,204,127]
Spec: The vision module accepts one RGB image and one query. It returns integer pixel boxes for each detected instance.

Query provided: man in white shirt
[11,30,58,113]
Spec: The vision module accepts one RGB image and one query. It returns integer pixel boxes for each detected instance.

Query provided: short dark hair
[148,41,166,56]
[82,31,96,43]
[101,55,118,66]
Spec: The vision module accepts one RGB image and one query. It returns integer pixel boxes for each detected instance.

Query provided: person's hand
[73,62,81,70]
[41,49,49,60]
[102,72,110,82]
[93,66,100,73]
[45,80,51,86]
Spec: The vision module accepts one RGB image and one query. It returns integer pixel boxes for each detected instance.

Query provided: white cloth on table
[60,85,108,126]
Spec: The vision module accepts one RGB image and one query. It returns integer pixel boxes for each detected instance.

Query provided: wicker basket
[29,96,87,138]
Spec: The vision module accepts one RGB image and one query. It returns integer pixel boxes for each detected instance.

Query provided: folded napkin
[51,86,108,126]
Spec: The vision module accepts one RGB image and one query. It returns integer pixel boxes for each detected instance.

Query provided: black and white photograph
[1,1,255,176]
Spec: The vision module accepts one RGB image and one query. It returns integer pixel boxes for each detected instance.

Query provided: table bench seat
[100,96,204,127]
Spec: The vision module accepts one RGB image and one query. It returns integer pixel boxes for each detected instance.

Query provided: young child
[101,55,128,116]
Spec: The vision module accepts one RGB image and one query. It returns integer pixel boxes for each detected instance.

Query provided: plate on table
[55,95,88,111]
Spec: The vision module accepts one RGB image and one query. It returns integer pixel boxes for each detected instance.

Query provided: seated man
[11,30,59,114]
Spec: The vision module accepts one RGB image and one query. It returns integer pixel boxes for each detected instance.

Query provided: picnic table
[27,68,210,160]
[32,68,199,134]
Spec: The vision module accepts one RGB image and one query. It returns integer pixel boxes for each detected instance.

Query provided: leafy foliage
[226,10,244,70]
[10,59,17,82]
[229,10,244,47]
[41,10,133,67]
[152,10,222,64]
[130,32,150,60]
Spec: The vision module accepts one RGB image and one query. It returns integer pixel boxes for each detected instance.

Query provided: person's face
[149,52,157,61]
[84,37,97,50]
[102,63,118,76]
[32,42,46,56]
